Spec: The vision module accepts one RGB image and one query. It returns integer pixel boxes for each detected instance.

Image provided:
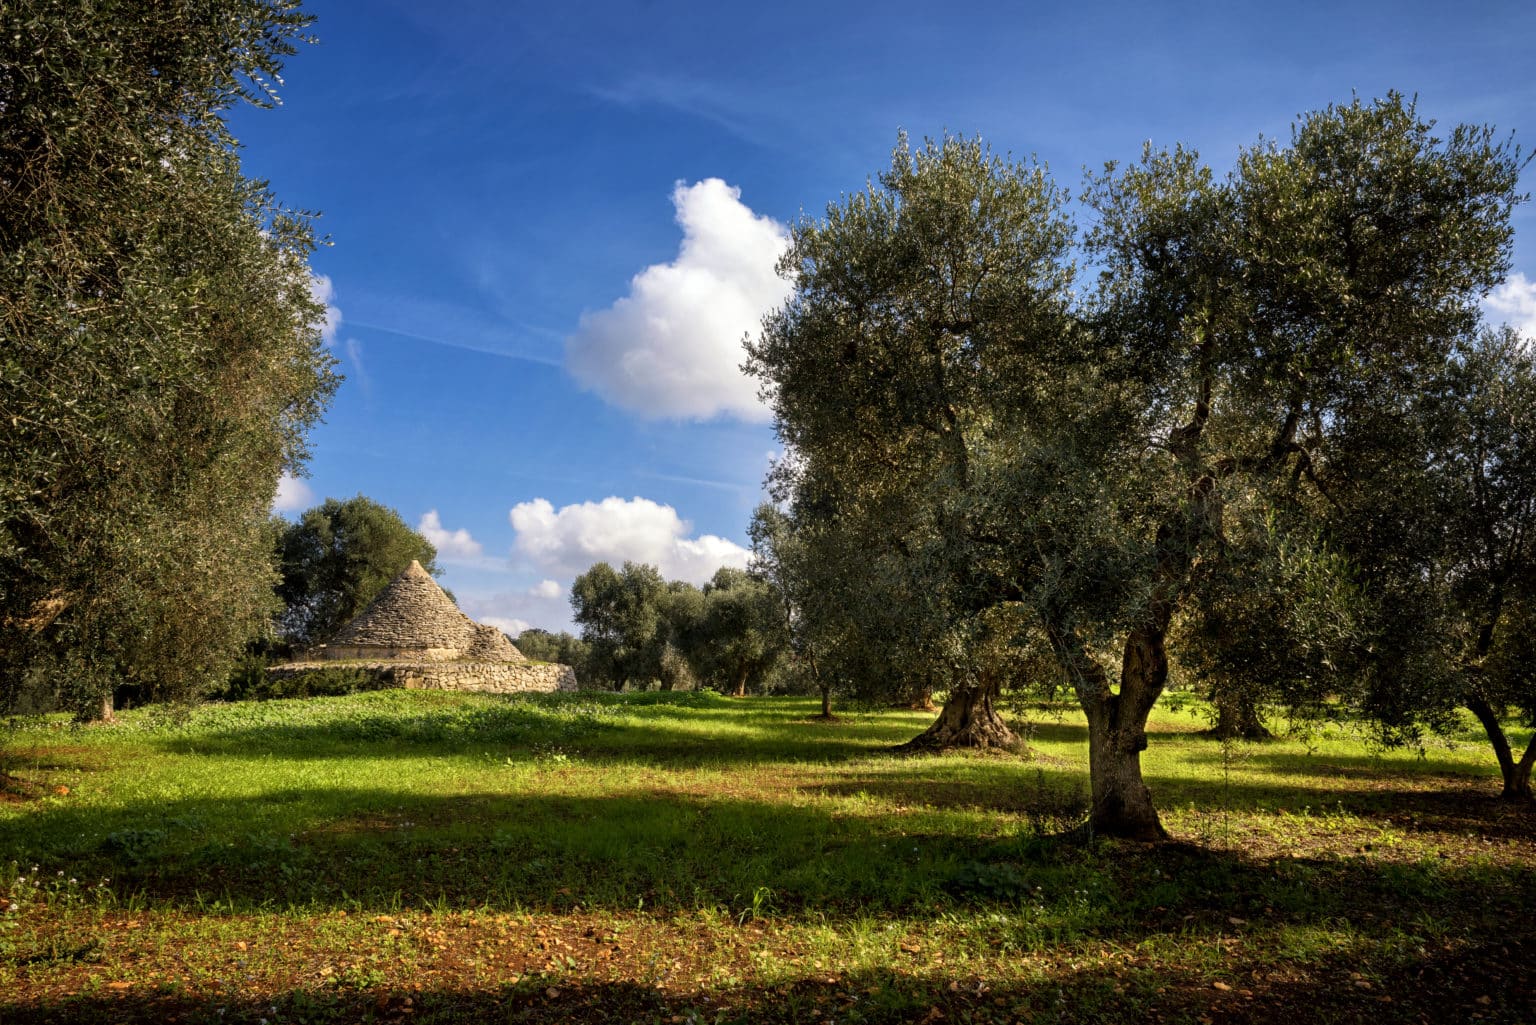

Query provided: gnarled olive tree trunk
[896,676,1015,752]
[1054,625,1171,841]
[908,676,938,711]
[1211,691,1272,740]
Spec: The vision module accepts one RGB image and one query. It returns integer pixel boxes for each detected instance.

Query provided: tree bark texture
[1053,625,1170,841]
[1468,695,1536,801]
[908,678,938,712]
[895,678,1015,752]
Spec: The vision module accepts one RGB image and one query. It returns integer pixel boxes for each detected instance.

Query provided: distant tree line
[557,561,790,698]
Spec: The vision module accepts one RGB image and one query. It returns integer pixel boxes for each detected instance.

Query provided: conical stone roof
[320,560,526,663]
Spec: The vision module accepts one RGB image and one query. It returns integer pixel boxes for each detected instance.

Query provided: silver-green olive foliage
[747,97,1524,838]
[512,629,591,679]
[0,1,339,715]
[751,134,1077,729]
[571,562,669,690]
[695,567,786,696]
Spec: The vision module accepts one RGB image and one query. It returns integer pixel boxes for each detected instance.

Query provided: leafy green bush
[222,663,392,702]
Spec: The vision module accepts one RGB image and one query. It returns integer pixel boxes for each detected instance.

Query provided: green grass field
[1,690,1531,1024]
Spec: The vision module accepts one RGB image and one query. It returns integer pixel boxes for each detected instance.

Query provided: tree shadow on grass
[1159,748,1532,839]
[811,764,1091,818]
[1181,745,1495,778]
[2,782,1532,932]
[2,925,1531,1024]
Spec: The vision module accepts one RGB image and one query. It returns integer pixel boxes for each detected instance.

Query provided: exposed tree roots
[894,685,1017,753]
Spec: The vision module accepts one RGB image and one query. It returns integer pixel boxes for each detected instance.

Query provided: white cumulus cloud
[273,472,314,513]
[418,510,485,561]
[509,496,751,583]
[530,579,562,599]
[310,273,342,347]
[1486,271,1536,340]
[565,178,791,421]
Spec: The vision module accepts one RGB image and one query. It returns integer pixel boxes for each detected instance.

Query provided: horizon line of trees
[556,560,790,698]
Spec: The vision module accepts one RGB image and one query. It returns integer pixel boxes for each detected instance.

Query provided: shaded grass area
[1,690,1533,1023]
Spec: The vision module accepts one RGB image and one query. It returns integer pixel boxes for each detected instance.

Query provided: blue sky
[238,0,1536,636]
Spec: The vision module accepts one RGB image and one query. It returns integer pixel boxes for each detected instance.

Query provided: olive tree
[0,1,337,717]
[749,504,837,715]
[570,561,668,690]
[692,567,786,696]
[1336,327,1536,800]
[514,629,592,681]
[748,97,1524,839]
[1439,329,1536,798]
[748,134,1074,750]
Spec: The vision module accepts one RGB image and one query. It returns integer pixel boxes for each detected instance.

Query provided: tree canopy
[747,96,1527,836]
[0,0,337,716]
[570,561,788,693]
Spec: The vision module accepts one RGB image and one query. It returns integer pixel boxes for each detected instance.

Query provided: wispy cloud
[347,318,563,368]
[589,74,773,147]
[344,337,372,402]
[635,471,757,494]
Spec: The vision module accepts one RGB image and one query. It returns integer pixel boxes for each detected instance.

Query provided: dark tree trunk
[1053,625,1169,842]
[1211,691,1272,740]
[803,648,832,718]
[1468,695,1536,802]
[1084,697,1164,840]
[908,677,938,712]
[1090,629,1168,840]
[895,677,1015,752]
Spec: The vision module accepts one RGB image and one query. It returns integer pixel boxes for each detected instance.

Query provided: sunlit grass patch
[1,691,1531,1023]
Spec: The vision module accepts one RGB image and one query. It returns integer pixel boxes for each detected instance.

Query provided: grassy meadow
[1,690,1532,1024]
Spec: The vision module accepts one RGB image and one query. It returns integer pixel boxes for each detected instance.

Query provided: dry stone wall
[270,660,578,694]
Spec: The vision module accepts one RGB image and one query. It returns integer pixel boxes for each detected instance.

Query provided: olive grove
[746,96,1527,838]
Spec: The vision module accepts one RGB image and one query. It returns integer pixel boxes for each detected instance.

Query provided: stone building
[274,560,577,693]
